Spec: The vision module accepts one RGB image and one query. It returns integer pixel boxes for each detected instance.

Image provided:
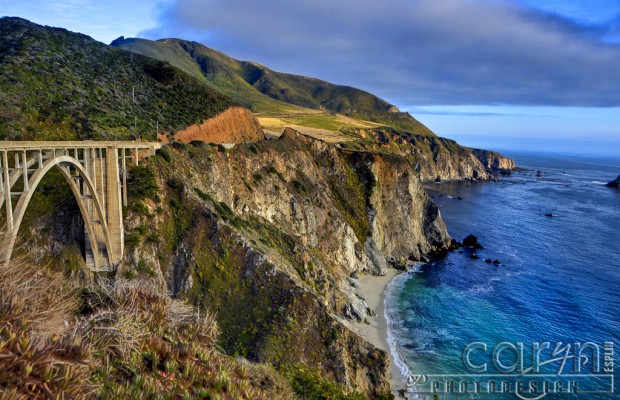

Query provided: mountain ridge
[111,37,435,136]
[111,35,515,181]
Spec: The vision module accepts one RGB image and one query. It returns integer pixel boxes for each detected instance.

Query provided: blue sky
[2,0,620,155]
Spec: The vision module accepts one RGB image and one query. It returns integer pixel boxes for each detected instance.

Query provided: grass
[0,256,298,399]
[114,37,309,115]
[287,365,366,400]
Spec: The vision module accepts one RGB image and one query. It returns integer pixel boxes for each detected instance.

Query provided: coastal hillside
[113,36,514,181]
[120,130,451,396]
[111,37,436,135]
[342,127,515,181]
[0,17,232,141]
[0,17,514,180]
[1,17,512,398]
[17,129,451,397]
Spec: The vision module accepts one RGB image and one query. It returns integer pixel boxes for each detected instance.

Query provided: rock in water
[463,234,479,248]
[606,175,620,188]
[449,239,463,251]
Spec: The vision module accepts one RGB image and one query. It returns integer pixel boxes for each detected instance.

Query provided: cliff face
[350,153,450,265]
[168,106,266,144]
[472,148,515,171]
[120,129,451,396]
[347,128,515,182]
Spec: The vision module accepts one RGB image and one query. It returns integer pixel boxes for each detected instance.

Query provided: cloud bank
[144,0,620,107]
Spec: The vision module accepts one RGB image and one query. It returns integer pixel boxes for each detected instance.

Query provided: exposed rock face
[170,106,265,144]
[356,153,451,261]
[472,148,515,171]
[413,142,514,182]
[606,174,620,188]
[120,128,451,396]
[350,128,515,181]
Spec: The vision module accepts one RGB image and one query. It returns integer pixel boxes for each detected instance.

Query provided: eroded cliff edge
[163,106,266,144]
[345,128,515,182]
[119,128,451,396]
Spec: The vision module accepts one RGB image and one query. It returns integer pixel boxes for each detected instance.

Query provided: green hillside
[111,37,306,114]
[113,37,436,136]
[0,18,232,141]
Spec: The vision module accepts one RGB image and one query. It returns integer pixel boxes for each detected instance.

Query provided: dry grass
[0,255,77,339]
[0,257,296,399]
[257,112,382,143]
[73,278,220,362]
[0,256,92,398]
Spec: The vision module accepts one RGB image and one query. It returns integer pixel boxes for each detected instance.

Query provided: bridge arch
[1,155,114,270]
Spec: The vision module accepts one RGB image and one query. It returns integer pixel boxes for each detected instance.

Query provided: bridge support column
[2,152,13,232]
[105,146,123,266]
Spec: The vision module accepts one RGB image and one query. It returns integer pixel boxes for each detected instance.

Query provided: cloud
[403,109,529,117]
[143,0,620,107]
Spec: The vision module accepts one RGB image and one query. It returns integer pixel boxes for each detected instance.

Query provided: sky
[2,0,620,156]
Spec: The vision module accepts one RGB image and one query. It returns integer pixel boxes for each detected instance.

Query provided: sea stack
[606,175,620,188]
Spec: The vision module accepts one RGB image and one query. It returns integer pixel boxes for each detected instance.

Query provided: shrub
[125,232,142,246]
[170,198,181,210]
[0,257,91,398]
[190,140,206,147]
[287,365,366,400]
[156,146,173,162]
[166,177,183,191]
[127,165,158,200]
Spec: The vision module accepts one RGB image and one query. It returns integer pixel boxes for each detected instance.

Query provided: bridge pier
[0,141,161,272]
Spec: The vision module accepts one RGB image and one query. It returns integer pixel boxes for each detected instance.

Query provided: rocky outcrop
[472,148,515,172]
[119,128,450,396]
[352,153,451,262]
[347,128,515,181]
[168,106,265,144]
[606,174,620,188]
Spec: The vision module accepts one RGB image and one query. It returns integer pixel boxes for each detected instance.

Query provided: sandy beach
[342,268,409,397]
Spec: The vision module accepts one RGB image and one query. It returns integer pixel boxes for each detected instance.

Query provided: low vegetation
[0,257,297,399]
[0,17,232,141]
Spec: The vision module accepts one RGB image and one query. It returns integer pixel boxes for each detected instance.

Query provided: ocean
[385,152,620,399]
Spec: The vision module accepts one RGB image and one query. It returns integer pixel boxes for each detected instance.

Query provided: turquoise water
[386,152,620,399]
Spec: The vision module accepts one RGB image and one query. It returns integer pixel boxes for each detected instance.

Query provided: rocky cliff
[344,127,514,181]
[117,129,450,396]
[165,106,266,144]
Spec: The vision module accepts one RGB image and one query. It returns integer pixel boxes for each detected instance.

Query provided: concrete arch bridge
[0,141,161,272]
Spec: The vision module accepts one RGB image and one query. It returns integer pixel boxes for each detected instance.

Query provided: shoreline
[344,268,409,396]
